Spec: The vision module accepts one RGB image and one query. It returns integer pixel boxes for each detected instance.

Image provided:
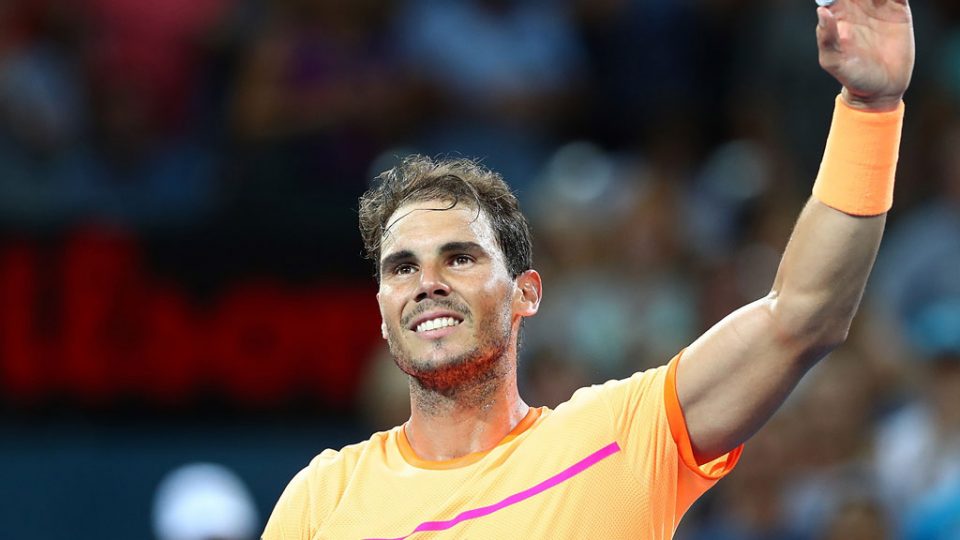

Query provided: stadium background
[0,0,958,538]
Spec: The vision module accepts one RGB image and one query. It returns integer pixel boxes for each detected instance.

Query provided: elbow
[813,323,851,354]
[766,292,853,360]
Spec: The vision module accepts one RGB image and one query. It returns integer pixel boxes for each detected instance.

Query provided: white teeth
[416,317,460,333]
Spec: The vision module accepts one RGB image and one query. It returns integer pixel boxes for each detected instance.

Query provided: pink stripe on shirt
[365,441,621,540]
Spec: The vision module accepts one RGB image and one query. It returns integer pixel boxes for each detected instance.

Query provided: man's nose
[415,265,451,302]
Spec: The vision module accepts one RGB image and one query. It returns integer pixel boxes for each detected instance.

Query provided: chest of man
[315,408,678,539]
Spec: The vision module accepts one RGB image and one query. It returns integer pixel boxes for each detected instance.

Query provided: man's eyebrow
[438,241,487,256]
[380,249,414,273]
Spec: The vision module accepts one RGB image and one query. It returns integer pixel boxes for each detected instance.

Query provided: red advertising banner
[0,230,383,409]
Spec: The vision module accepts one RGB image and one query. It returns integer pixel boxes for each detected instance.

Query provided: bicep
[675,296,815,463]
[675,199,884,463]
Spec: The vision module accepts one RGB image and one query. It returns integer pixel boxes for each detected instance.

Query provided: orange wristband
[812,95,904,216]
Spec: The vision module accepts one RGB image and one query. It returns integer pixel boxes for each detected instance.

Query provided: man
[263,1,915,538]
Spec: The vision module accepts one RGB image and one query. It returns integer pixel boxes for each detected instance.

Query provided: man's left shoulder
[558,363,670,412]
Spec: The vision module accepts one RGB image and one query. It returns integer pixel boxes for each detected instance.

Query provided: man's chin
[391,342,483,375]
[401,336,469,361]
[402,350,473,375]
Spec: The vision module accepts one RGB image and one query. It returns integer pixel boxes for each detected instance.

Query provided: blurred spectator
[686,139,774,262]
[230,0,410,177]
[394,0,587,194]
[819,497,891,540]
[780,350,885,539]
[901,467,960,540]
[524,142,698,375]
[65,85,220,230]
[866,121,960,535]
[943,31,960,105]
[684,411,801,540]
[0,0,221,231]
[573,0,717,149]
[873,121,960,355]
[873,352,960,539]
[520,348,590,409]
[83,0,228,135]
[76,0,225,229]
[0,1,88,227]
[224,0,412,272]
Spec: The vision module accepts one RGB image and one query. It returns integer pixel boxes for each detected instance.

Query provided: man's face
[376,199,537,388]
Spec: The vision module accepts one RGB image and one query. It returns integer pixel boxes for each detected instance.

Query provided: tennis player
[264,1,914,537]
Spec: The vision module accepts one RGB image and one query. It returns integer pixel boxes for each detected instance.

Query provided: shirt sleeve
[598,352,742,523]
[261,467,312,540]
[662,352,742,515]
[262,447,346,540]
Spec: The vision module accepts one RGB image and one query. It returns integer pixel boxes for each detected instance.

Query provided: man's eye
[394,264,417,275]
[451,255,473,266]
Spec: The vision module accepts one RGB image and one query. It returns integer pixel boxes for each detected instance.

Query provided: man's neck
[404,368,529,462]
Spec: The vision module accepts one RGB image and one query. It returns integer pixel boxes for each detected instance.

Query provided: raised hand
[816,0,915,111]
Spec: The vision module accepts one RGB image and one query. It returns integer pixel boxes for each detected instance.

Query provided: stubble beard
[387,307,514,413]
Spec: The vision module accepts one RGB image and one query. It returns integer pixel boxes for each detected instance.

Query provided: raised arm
[675,0,915,463]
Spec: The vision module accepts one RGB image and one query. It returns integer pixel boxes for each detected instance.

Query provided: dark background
[1,0,959,538]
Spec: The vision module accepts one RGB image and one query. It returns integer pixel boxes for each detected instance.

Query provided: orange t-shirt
[263,355,741,539]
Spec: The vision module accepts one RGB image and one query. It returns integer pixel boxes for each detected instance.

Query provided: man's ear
[513,269,542,318]
[376,292,388,340]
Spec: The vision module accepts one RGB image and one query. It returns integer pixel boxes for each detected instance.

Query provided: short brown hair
[359,155,533,280]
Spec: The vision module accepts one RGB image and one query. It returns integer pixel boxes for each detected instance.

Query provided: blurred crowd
[2,0,960,538]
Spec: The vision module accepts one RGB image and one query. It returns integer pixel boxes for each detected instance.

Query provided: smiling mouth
[414,316,462,333]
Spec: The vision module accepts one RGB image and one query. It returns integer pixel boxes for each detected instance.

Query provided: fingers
[816,6,840,53]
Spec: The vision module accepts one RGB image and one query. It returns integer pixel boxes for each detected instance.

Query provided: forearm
[769,95,903,359]
[768,198,886,360]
